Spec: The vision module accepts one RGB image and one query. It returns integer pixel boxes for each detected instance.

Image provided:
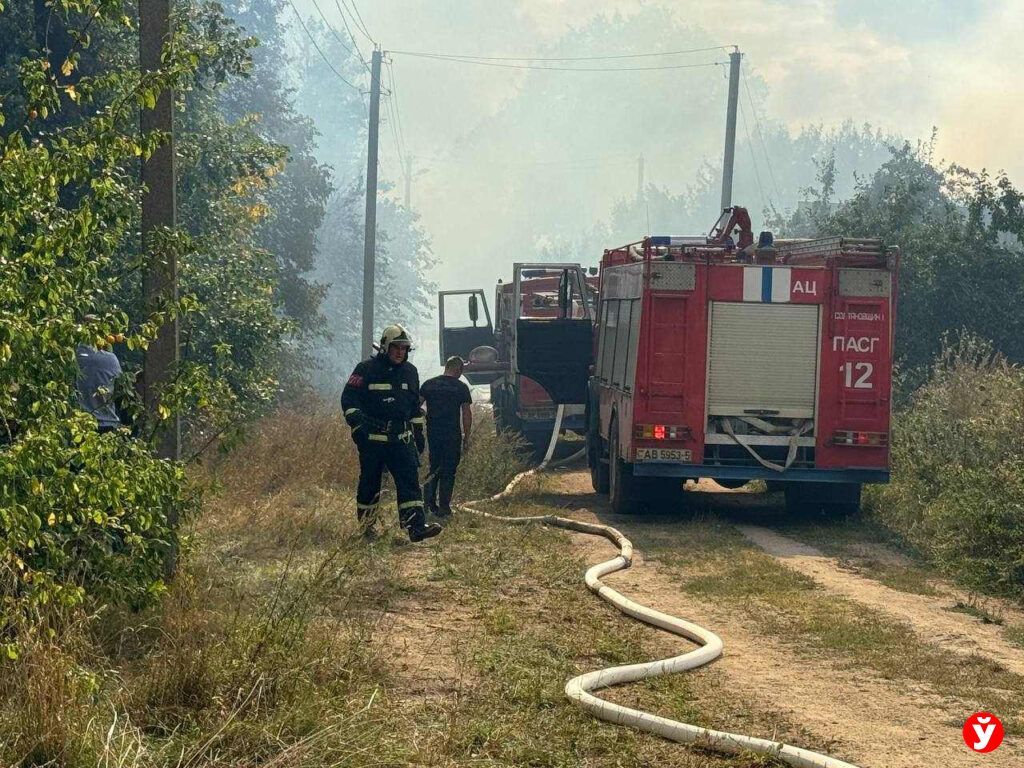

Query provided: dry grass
[0,401,802,767]
[0,402,403,767]
[637,520,1024,736]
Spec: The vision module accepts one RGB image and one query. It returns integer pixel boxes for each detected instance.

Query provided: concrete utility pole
[404,153,412,208]
[636,154,645,201]
[361,49,383,360]
[139,0,180,461]
[720,48,741,211]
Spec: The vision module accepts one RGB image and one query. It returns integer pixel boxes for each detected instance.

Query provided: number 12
[841,362,874,389]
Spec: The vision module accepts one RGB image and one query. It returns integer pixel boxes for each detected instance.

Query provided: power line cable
[388,45,733,62]
[332,0,371,72]
[308,0,353,55]
[344,0,376,45]
[741,69,783,205]
[384,94,405,167]
[738,96,769,211]
[389,53,728,72]
[385,59,408,159]
[285,0,363,94]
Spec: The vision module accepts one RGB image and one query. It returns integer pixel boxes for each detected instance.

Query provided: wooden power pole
[139,0,180,461]
[720,48,741,211]
[360,49,383,360]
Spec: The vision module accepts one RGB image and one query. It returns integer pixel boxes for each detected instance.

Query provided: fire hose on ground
[456,405,860,768]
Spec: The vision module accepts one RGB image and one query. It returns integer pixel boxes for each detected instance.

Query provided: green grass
[639,517,1024,736]
[0,408,805,768]
[406,508,799,767]
[773,516,941,597]
[947,597,1005,625]
[1005,624,1024,650]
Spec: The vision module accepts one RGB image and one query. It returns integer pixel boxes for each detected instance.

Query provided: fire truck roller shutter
[707,303,820,419]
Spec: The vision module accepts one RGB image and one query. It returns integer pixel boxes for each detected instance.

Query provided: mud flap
[515,318,593,404]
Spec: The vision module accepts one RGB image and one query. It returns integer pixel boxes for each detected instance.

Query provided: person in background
[75,341,124,434]
[420,356,473,518]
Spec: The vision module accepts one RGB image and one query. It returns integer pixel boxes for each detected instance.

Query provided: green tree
[779,141,1024,373]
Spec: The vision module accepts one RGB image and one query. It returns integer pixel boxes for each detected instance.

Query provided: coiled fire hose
[457,405,860,768]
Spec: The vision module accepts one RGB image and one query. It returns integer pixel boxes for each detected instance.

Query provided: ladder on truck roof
[777,236,889,266]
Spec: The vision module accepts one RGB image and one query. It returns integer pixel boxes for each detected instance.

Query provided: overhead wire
[308,0,352,55]
[333,0,371,72]
[741,68,783,206]
[385,59,408,161]
[388,53,728,72]
[738,94,769,212]
[387,45,733,62]
[344,0,376,45]
[285,0,362,95]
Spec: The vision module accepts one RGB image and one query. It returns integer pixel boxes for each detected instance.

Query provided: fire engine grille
[707,302,820,419]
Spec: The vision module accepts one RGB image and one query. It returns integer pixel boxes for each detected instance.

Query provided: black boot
[402,507,442,542]
[408,521,442,542]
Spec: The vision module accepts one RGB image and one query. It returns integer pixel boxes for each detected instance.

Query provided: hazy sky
[296,0,1023,341]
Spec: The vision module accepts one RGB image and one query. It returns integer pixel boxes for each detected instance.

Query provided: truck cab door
[438,289,499,385]
[513,263,594,404]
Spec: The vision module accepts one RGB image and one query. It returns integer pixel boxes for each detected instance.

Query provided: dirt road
[531,469,1023,768]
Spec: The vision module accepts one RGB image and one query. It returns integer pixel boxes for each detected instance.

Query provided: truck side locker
[437,289,499,385]
[512,263,594,404]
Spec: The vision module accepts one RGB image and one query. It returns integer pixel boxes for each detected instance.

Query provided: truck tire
[586,384,609,494]
[608,418,641,515]
[588,430,610,494]
[784,482,861,518]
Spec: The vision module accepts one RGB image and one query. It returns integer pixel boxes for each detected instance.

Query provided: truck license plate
[634,447,692,463]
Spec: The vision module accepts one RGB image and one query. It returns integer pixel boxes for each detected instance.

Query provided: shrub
[871,333,1024,596]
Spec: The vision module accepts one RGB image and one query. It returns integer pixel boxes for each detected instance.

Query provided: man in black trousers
[420,356,473,518]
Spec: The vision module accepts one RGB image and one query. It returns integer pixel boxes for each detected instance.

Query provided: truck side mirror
[468,294,479,325]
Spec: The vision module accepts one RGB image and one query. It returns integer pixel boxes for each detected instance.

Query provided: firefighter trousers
[424,435,462,513]
[355,439,425,529]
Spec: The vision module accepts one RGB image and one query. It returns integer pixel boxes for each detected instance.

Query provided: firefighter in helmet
[341,324,442,542]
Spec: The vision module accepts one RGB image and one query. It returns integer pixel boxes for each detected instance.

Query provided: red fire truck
[439,263,597,453]
[586,209,898,515]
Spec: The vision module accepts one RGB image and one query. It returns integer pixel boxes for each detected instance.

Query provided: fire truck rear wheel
[609,418,643,515]
[588,430,610,494]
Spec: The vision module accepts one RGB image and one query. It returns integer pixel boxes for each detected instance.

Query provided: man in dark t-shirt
[420,356,473,518]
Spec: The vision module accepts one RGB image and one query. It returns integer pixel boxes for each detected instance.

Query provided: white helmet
[379,324,414,351]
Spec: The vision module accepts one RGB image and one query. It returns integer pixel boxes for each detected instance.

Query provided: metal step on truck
[586,207,899,515]
[438,263,598,455]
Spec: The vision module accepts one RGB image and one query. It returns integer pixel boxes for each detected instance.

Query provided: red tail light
[833,430,888,447]
[635,424,690,441]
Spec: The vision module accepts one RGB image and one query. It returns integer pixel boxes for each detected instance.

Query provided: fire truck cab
[586,221,898,516]
[439,263,597,452]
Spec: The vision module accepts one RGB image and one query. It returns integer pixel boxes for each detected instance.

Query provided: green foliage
[775,140,1024,377]
[0,0,207,636]
[870,334,1024,597]
[0,0,320,638]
